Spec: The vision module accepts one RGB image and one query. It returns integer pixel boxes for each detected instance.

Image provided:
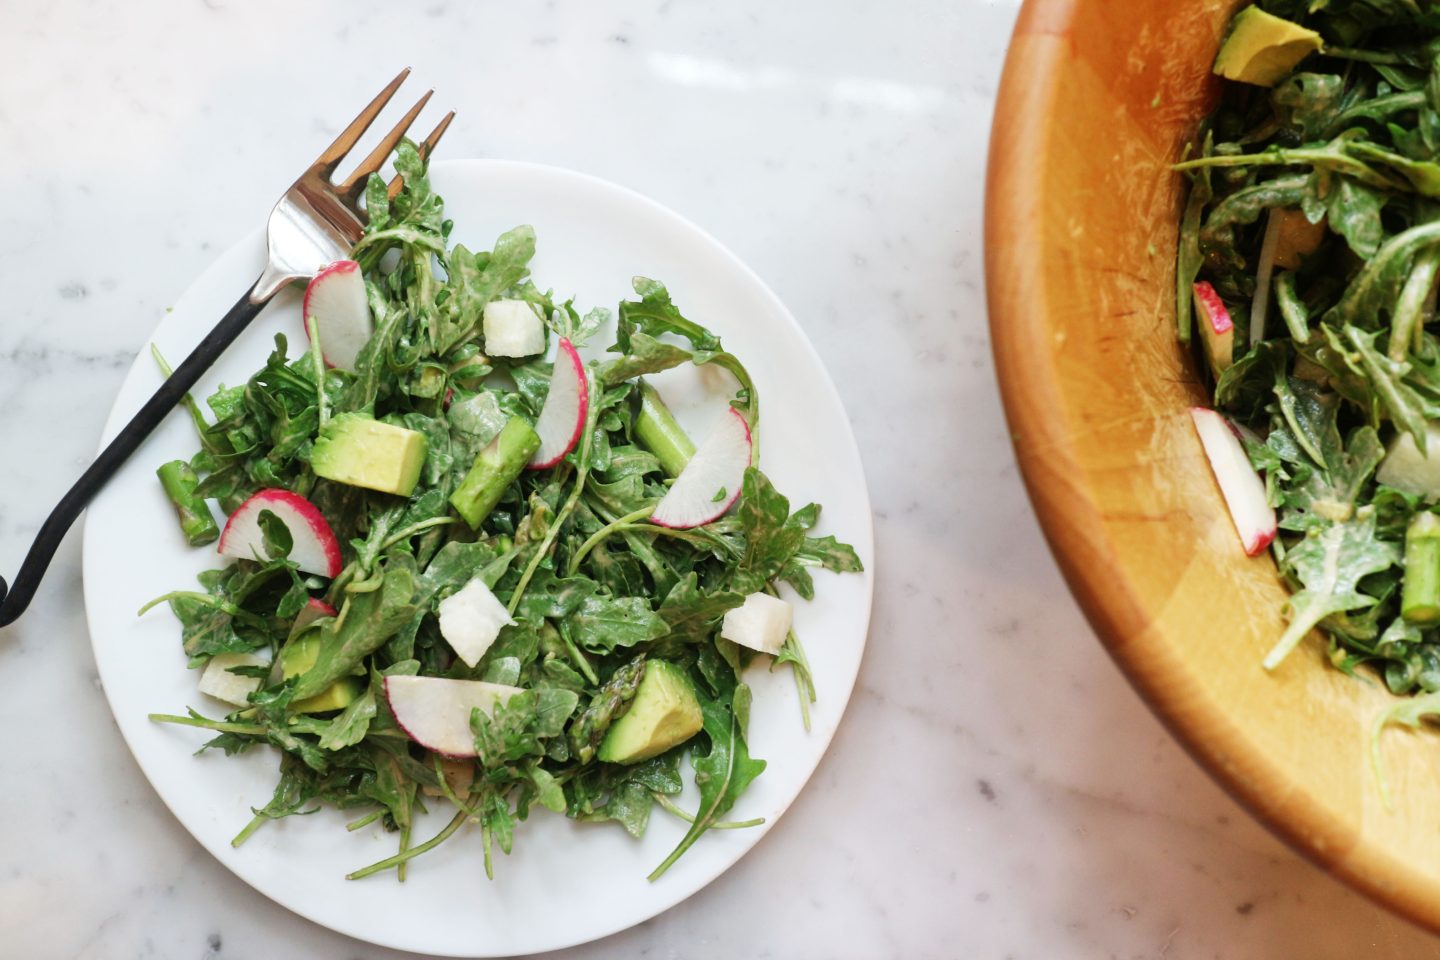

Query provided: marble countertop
[4,1,1439,957]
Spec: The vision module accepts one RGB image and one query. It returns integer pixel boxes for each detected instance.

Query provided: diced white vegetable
[720,592,793,656]
[438,577,514,668]
[1377,423,1440,501]
[482,299,546,357]
[197,652,269,706]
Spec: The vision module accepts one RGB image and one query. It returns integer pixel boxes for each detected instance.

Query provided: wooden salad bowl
[987,0,1440,932]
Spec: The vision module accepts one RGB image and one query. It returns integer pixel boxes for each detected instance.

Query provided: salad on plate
[141,142,862,881]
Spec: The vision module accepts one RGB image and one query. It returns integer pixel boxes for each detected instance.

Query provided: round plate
[82,160,873,956]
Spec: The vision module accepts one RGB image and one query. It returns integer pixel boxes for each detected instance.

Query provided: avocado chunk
[598,660,703,765]
[310,412,428,497]
[1213,6,1321,87]
[280,630,363,714]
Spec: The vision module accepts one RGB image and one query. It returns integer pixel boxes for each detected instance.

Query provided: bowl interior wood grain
[987,0,1440,931]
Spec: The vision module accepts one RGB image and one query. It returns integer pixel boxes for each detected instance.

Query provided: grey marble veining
[4,0,1440,957]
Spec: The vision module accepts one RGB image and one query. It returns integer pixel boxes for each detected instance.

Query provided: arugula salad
[1177,2,1440,758]
[142,142,862,881]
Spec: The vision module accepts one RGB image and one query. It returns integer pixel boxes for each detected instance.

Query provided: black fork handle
[0,280,266,627]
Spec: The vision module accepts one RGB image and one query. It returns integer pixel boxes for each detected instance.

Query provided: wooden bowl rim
[985,0,1440,933]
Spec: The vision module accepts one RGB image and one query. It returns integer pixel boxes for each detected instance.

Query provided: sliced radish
[289,597,338,639]
[527,337,588,469]
[218,489,343,577]
[1189,407,1277,556]
[651,407,752,529]
[1192,281,1235,375]
[383,675,524,758]
[303,260,373,370]
[482,299,546,357]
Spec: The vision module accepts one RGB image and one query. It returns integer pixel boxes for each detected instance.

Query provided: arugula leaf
[292,561,418,700]
[648,694,766,880]
[568,595,670,653]
[1263,512,1401,670]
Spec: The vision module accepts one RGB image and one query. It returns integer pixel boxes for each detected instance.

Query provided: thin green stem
[346,809,383,832]
[1391,247,1440,362]
[559,622,599,686]
[150,344,213,444]
[308,319,329,428]
[231,812,269,847]
[346,808,469,881]
[651,792,765,829]
[148,713,267,736]
[380,516,455,552]
[507,374,601,616]
[432,754,480,818]
[1322,45,1411,66]
[566,506,656,575]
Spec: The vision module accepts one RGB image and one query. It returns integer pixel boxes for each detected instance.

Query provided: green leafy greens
[1182,5,1440,770]
[144,142,861,882]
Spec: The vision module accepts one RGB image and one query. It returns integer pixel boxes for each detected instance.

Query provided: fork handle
[0,279,270,627]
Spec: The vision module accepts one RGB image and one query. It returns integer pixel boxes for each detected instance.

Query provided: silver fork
[0,68,454,627]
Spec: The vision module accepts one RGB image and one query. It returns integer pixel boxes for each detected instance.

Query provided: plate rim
[81,157,875,955]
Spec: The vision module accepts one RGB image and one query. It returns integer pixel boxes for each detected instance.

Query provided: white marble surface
[4,1,1440,957]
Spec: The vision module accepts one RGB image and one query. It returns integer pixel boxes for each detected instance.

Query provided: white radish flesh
[218,489,343,577]
[720,592,793,655]
[1189,407,1277,556]
[438,577,514,668]
[198,652,269,706]
[303,260,373,370]
[383,675,524,758]
[527,337,589,469]
[482,299,547,357]
[651,407,752,529]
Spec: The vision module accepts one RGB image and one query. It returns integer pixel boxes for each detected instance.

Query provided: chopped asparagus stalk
[156,460,219,546]
[449,418,541,528]
[1403,512,1440,624]
[635,380,696,478]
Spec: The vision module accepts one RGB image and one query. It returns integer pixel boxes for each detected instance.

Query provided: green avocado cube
[598,660,703,765]
[311,413,427,496]
[1213,6,1321,87]
[280,630,363,714]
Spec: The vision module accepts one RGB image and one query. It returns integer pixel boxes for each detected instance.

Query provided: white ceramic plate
[82,159,873,956]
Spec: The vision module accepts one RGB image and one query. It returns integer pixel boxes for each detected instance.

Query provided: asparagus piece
[449,418,541,528]
[156,460,220,546]
[1404,512,1440,624]
[635,380,696,478]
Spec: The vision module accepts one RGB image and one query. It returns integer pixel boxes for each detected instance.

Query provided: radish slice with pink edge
[383,675,524,758]
[303,260,373,370]
[651,407,752,529]
[218,489,343,577]
[1189,407,1277,557]
[289,597,338,637]
[527,337,589,469]
[1192,280,1235,375]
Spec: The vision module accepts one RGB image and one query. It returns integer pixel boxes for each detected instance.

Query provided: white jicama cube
[1377,423,1440,501]
[197,652,269,706]
[438,577,515,668]
[482,300,546,357]
[721,592,794,656]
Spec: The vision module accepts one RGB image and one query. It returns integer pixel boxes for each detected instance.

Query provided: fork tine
[386,110,455,200]
[336,90,433,200]
[312,67,411,175]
